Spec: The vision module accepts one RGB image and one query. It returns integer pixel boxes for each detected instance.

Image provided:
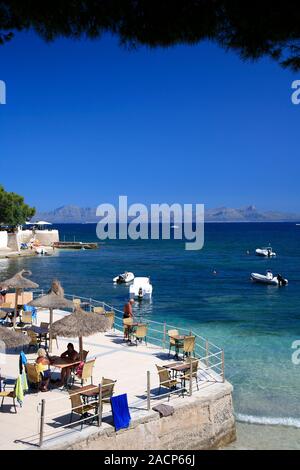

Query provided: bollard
[147,371,151,411]
[98,383,102,426]
[39,399,45,447]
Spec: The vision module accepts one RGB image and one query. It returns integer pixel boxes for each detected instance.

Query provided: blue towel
[110,394,131,431]
[19,351,27,374]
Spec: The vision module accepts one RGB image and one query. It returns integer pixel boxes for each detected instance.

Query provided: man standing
[123,299,134,340]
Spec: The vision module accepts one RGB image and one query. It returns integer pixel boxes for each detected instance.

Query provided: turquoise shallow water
[1,222,300,426]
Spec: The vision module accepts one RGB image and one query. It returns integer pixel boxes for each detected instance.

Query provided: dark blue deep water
[2,222,300,426]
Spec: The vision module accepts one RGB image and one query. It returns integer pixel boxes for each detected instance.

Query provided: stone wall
[47,382,236,451]
[0,231,8,249]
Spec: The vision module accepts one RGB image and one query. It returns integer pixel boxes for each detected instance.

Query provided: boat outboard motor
[277,274,286,286]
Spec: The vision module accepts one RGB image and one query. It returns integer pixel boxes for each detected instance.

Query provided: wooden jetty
[53,241,98,250]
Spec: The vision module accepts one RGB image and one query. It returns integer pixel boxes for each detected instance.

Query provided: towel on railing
[15,375,24,407]
[152,404,174,417]
[21,369,28,393]
[110,394,131,431]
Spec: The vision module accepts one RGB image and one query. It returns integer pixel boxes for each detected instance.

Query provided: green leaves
[0,185,35,226]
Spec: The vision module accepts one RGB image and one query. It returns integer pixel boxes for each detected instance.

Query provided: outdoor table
[50,356,81,369]
[167,363,191,389]
[50,356,81,388]
[125,321,140,342]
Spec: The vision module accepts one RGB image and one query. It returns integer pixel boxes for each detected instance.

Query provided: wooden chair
[93,306,105,314]
[82,350,89,361]
[27,330,39,351]
[101,377,117,403]
[132,324,148,346]
[105,311,115,330]
[182,357,199,390]
[25,363,42,390]
[21,310,32,325]
[68,390,97,429]
[0,302,11,308]
[168,329,181,356]
[0,381,17,413]
[182,336,196,358]
[156,365,180,400]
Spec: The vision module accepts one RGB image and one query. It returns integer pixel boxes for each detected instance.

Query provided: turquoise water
[1,222,300,426]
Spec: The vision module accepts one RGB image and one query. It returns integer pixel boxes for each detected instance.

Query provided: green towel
[21,370,28,393]
[15,375,24,407]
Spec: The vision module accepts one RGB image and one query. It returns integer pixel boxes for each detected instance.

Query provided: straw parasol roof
[1,269,39,290]
[1,270,39,328]
[0,326,30,349]
[28,280,75,353]
[51,308,110,359]
[51,308,110,338]
[28,291,74,310]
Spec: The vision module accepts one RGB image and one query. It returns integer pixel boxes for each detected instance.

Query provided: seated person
[36,348,51,392]
[54,343,80,386]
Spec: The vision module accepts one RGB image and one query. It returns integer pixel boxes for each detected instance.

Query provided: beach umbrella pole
[13,288,20,328]
[79,336,83,360]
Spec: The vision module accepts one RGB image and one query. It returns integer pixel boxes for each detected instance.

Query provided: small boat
[113,272,135,284]
[35,246,48,255]
[129,277,153,300]
[255,246,276,257]
[251,270,288,286]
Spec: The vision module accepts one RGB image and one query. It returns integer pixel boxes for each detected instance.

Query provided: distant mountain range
[31,204,300,223]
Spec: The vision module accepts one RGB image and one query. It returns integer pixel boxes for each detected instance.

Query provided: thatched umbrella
[28,280,74,353]
[51,308,110,359]
[0,326,30,349]
[1,270,39,328]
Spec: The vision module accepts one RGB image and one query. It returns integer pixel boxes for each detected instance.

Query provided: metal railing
[31,289,225,383]
[30,290,225,446]
[37,358,202,447]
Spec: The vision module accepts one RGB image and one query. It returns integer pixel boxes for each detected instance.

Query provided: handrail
[32,289,225,379]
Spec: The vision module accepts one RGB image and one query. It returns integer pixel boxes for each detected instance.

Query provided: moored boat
[113,272,135,284]
[255,246,276,257]
[129,277,153,300]
[251,270,288,286]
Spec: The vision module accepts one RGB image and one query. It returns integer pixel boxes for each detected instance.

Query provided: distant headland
[31,204,300,224]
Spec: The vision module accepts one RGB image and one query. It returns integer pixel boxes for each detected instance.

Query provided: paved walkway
[0,308,221,449]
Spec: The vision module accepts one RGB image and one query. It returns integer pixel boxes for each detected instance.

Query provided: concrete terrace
[0,308,232,450]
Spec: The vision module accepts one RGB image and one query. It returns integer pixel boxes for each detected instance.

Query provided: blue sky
[0,31,299,212]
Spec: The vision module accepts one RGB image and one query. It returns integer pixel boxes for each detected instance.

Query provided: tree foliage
[0,185,35,226]
[0,1,300,70]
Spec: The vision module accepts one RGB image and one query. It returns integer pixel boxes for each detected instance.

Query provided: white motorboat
[35,246,48,255]
[250,270,288,286]
[255,246,276,257]
[129,277,153,300]
[113,272,135,284]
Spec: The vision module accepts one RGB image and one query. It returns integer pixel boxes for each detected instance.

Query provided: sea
[1,222,300,446]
